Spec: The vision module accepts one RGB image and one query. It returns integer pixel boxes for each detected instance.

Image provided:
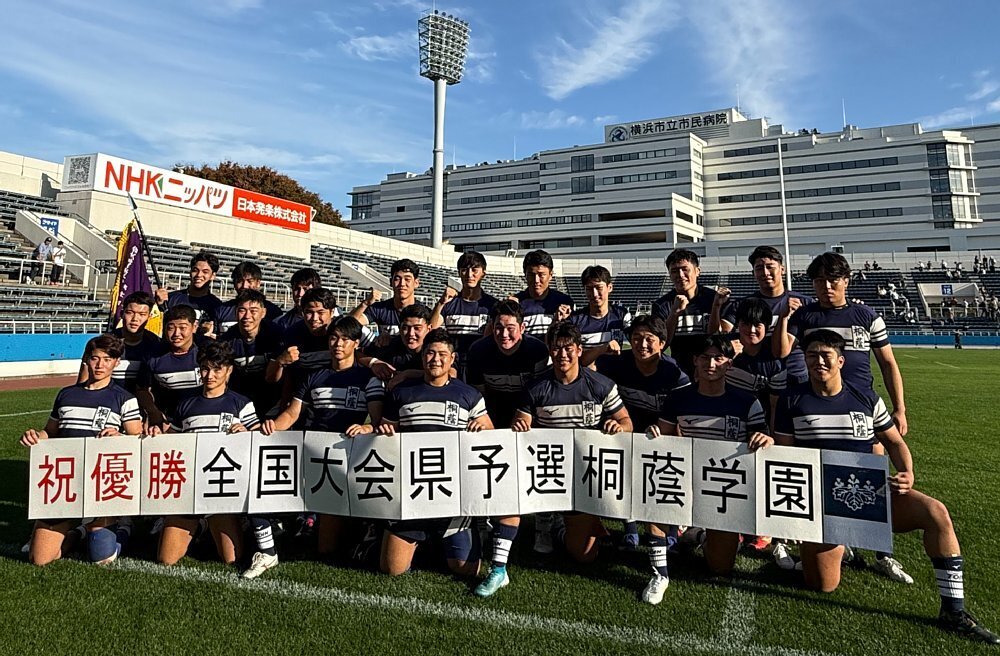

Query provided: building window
[518,214,591,227]
[446,220,513,233]
[571,155,594,172]
[459,170,539,186]
[459,191,540,205]
[723,143,788,158]
[396,206,405,212]
[571,176,595,194]
[601,148,676,163]
[601,171,677,185]
[717,207,905,227]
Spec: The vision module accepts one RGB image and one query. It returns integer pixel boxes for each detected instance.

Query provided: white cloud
[687,0,807,126]
[519,110,587,130]
[593,115,617,125]
[536,0,681,100]
[967,70,999,101]
[465,47,496,83]
[986,97,1000,113]
[917,106,972,130]
[341,31,414,61]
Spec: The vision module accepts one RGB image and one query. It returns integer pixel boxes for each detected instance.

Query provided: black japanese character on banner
[642,450,686,506]
[257,445,299,497]
[409,447,453,501]
[526,443,566,495]
[467,444,510,500]
[701,457,748,513]
[310,446,344,496]
[580,444,626,500]
[354,448,396,501]
[202,447,242,498]
[766,461,814,520]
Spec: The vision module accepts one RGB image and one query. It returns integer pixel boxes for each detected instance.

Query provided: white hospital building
[348,108,1000,258]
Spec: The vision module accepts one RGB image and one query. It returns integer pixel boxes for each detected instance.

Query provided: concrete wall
[0,150,62,197]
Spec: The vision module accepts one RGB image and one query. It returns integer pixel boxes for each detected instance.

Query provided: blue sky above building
[1,0,998,213]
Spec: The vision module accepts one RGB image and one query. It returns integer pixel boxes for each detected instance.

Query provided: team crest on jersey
[582,401,597,426]
[219,413,235,431]
[444,401,461,426]
[91,406,112,430]
[849,411,868,439]
[724,415,741,441]
[851,325,868,350]
[346,386,361,409]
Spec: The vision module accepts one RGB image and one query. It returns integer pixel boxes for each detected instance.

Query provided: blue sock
[647,535,670,578]
[932,556,965,613]
[251,516,277,556]
[623,521,638,536]
[87,527,118,563]
[491,523,518,568]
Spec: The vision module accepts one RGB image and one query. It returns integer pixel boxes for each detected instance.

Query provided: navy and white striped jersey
[787,302,890,391]
[465,335,550,428]
[727,347,789,413]
[364,300,427,339]
[514,288,574,338]
[48,383,141,438]
[663,385,766,442]
[272,308,302,334]
[165,290,222,324]
[383,377,488,432]
[596,354,690,431]
[220,322,283,417]
[280,322,334,390]
[212,298,283,334]
[109,328,165,393]
[651,286,723,374]
[569,304,632,349]
[774,382,893,453]
[140,348,202,420]
[171,390,260,433]
[369,338,422,373]
[725,291,812,383]
[294,365,385,432]
[519,367,625,429]
[440,293,498,354]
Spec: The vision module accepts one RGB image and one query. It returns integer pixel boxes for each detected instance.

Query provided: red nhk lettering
[104,161,163,198]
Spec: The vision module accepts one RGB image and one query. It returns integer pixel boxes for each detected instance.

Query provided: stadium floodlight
[418,10,470,249]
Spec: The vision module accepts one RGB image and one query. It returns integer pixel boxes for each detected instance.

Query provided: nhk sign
[62,153,312,233]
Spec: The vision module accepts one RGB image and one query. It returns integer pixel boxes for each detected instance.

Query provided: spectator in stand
[49,240,67,285]
[155,251,222,332]
[918,261,926,272]
[990,256,997,273]
[864,261,871,272]
[872,260,881,271]
[26,237,52,284]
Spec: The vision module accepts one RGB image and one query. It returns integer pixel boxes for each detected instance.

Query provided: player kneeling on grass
[261,317,384,560]
[644,336,773,605]
[362,329,493,580]
[773,330,998,644]
[151,341,259,572]
[20,334,143,566]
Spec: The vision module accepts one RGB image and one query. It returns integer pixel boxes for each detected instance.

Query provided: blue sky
[1,0,999,215]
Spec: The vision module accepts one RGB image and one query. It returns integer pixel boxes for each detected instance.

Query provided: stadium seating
[0,189,68,230]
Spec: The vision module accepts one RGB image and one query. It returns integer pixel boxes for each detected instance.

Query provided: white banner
[691,439,756,536]
[400,432,462,520]
[140,433,197,516]
[248,431,305,514]
[28,438,86,520]
[573,430,632,519]
[347,433,401,520]
[459,429,520,517]
[193,432,253,515]
[302,431,352,517]
[756,445,823,543]
[630,433,693,526]
[83,436,142,518]
[516,429,574,514]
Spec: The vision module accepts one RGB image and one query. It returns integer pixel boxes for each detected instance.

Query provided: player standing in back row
[514,250,574,339]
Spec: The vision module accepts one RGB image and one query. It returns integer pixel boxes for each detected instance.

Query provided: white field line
[0,409,49,418]
[899,354,919,359]
[933,361,961,369]
[0,544,841,656]
[717,585,755,647]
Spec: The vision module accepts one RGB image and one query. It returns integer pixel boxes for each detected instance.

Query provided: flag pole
[127,193,162,289]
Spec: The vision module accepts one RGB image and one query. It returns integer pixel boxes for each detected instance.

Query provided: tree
[175,161,346,228]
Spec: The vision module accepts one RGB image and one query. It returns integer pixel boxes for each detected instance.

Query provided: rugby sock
[648,535,670,578]
[491,523,519,568]
[932,556,965,613]
[251,516,277,557]
[88,527,119,563]
[623,521,638,537]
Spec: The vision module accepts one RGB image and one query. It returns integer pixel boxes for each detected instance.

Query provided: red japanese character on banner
[147,449,187,500]
[38,454,77,504]
[90,452,134,502]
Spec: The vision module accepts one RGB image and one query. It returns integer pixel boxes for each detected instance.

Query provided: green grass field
[1,348,998,655]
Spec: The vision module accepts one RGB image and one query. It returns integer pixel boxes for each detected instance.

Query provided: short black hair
[231,261,263,284]
[390,258,420,279]
[122,291,155,310]
[580,265,612,286]
[665,248,700,269]
[164,304,197,325]
[327,316,363,341]
[694,334,735,359]
[800,329,846,357]
[235,288,267,308]
[627,315,668,342]
[290,267,322,288]
[400,303,432,324]
[493,299,524,324]
[197,340,235,369]
[190,251,220,273]
[522,249,554,273]
[806,252,852,280]
[546,320,582,347]
[84,334,125,360]
[748,245,784,265]
[457,251,487,270]
[735,298,773,327]
[422,327,454,353]
[300,287,338,310]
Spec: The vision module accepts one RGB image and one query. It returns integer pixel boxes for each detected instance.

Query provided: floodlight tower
[418,10,470,249]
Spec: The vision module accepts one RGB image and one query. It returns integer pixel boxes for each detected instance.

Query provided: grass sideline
[0,348,998,655]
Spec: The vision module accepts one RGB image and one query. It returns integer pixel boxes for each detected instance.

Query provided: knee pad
[88,527,120,564]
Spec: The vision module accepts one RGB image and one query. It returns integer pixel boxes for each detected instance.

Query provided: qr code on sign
[67,156,91,185]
